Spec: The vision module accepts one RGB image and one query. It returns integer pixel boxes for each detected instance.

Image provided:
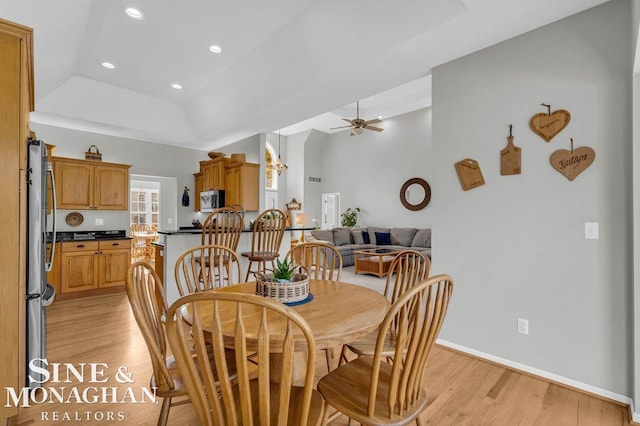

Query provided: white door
[321,193,340,229]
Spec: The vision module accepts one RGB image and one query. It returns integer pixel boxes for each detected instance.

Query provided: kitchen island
[157,227,314,305]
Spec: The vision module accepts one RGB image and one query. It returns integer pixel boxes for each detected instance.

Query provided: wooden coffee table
[354,248,401,277]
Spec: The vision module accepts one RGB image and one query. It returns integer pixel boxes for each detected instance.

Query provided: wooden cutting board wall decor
[530,103,571,142]
[455,158,485,191]
[550,138,595,181]
[500,124,521,175]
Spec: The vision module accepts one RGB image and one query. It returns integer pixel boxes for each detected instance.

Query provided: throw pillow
[375,232,391,245]
[351,228,365,245]
[367,227,391,245]
[362,230,371,244]
[411,229,432,248]
[332,227,352,246]
[390,228,418,246]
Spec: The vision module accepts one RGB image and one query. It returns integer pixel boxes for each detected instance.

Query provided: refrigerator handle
[45,161,57,272]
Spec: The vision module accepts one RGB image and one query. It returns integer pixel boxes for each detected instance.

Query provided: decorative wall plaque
[455,159,485,191]
[530,103,571,142]
[550,138,595,181]
[500,124,521,175]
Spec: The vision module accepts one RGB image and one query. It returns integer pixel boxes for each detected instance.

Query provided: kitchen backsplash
[51,210,130,233]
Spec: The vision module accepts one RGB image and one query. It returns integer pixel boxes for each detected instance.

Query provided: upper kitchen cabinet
[224,162,259,211]
[200,157,228,191]
[53,157,131,210]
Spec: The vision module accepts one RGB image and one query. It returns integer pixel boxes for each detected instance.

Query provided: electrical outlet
[167,218,173,224]
[517,318,529,335]
[95,218,104,226]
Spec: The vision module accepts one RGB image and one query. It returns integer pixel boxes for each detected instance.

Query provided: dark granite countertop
[47,230,131,243]
[158,226,315,236]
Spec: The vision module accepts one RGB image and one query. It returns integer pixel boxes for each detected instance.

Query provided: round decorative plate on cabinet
[65,212,84,226]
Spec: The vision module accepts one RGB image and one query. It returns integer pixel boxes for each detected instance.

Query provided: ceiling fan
[330,101,384,136]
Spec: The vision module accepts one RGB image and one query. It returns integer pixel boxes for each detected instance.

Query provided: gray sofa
[307,227,431,267]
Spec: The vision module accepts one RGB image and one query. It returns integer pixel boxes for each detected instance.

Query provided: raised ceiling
[1,0,607,150]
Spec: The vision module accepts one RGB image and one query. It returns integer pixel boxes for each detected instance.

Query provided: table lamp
[295,213,310,242]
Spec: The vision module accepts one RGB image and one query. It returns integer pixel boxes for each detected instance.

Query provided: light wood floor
[15,291,633,425]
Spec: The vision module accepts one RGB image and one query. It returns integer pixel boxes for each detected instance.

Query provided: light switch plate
[585,222,599,240]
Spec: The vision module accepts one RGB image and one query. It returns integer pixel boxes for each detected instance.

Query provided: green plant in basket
[273,258,294,282]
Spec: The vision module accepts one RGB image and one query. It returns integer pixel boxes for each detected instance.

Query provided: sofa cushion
[411,228,431,248]
[362,230,370,244]
[350,228,365,245]
[332,227,352,246]
[310,229,334,244]
[367,227,390,245]
[390,228,418,247]
[375,232,392,245]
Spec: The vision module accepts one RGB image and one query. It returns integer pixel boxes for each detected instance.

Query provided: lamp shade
[295,212,310,227]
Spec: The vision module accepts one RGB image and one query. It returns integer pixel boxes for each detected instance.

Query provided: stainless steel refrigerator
[26,138,57,387]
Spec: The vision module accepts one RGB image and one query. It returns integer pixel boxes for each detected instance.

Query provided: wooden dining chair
[130,223,150,261]
[201,207,243,251]
[166,291,325,425]
[318,274,453,426]
[285,242,343,281]
[285,241,343,372]
[125,261,190,426]
[339,249,431,364]
[174,244,242,296]
[241,208,286,281]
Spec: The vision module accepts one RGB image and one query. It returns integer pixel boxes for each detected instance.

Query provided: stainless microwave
[200,190,225,212]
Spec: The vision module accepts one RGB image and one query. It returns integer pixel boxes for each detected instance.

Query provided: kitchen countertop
[47,230,131,243]
[158,226,315,235]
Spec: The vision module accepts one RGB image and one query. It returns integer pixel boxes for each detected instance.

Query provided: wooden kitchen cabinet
[98,240,130,288]
[53,157,131,210]
[60,239,130,294]
[201,157,227,191]
[224,162,259,211]
[0,17,33,422]
[193,172,202,212]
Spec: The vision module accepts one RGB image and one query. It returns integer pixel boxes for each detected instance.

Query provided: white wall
[31,123,206,230]
[304,108,432,228]
[432,0,632,398]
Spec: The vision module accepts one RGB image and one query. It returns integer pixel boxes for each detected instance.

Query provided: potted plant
[340,207,361,227]
[273,258,294,283]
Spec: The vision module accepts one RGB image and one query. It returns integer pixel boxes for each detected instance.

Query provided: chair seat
[318,357,428,425]
[345,331,398,357]
[241,250,279,261]
[193,254,231,266]
[233,379,324,425]
[151,355,189,398]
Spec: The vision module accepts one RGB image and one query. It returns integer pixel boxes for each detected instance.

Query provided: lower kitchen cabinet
[60,239,131,294]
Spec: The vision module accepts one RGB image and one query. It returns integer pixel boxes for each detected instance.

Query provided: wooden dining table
[194,279,390,383]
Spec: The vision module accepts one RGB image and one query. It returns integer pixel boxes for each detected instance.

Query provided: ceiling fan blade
[342,118,353,123]
[364,125,384,132]
[330,125,354,130]
[364,118,382,125]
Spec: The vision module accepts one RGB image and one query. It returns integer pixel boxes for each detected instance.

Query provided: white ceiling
[1,0,607,150]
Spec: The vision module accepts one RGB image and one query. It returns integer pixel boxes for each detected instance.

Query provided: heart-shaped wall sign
[550,146,595,181]
[530,109,571,142]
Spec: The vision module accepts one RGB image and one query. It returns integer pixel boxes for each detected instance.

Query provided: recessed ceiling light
[209,45,223,54]
[101,62,116,69]
[171,83,183,90]
[378,116,383,120]
[125,7,144,20]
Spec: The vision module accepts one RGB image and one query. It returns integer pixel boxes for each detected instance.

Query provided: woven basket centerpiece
[255,260,309,303]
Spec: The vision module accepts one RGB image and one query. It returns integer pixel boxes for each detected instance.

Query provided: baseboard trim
[436,339,639,423]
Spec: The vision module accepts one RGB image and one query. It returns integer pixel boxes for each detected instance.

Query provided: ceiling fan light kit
[330,101,384,136]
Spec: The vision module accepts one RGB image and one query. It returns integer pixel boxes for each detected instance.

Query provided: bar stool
[241,208,286,281]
